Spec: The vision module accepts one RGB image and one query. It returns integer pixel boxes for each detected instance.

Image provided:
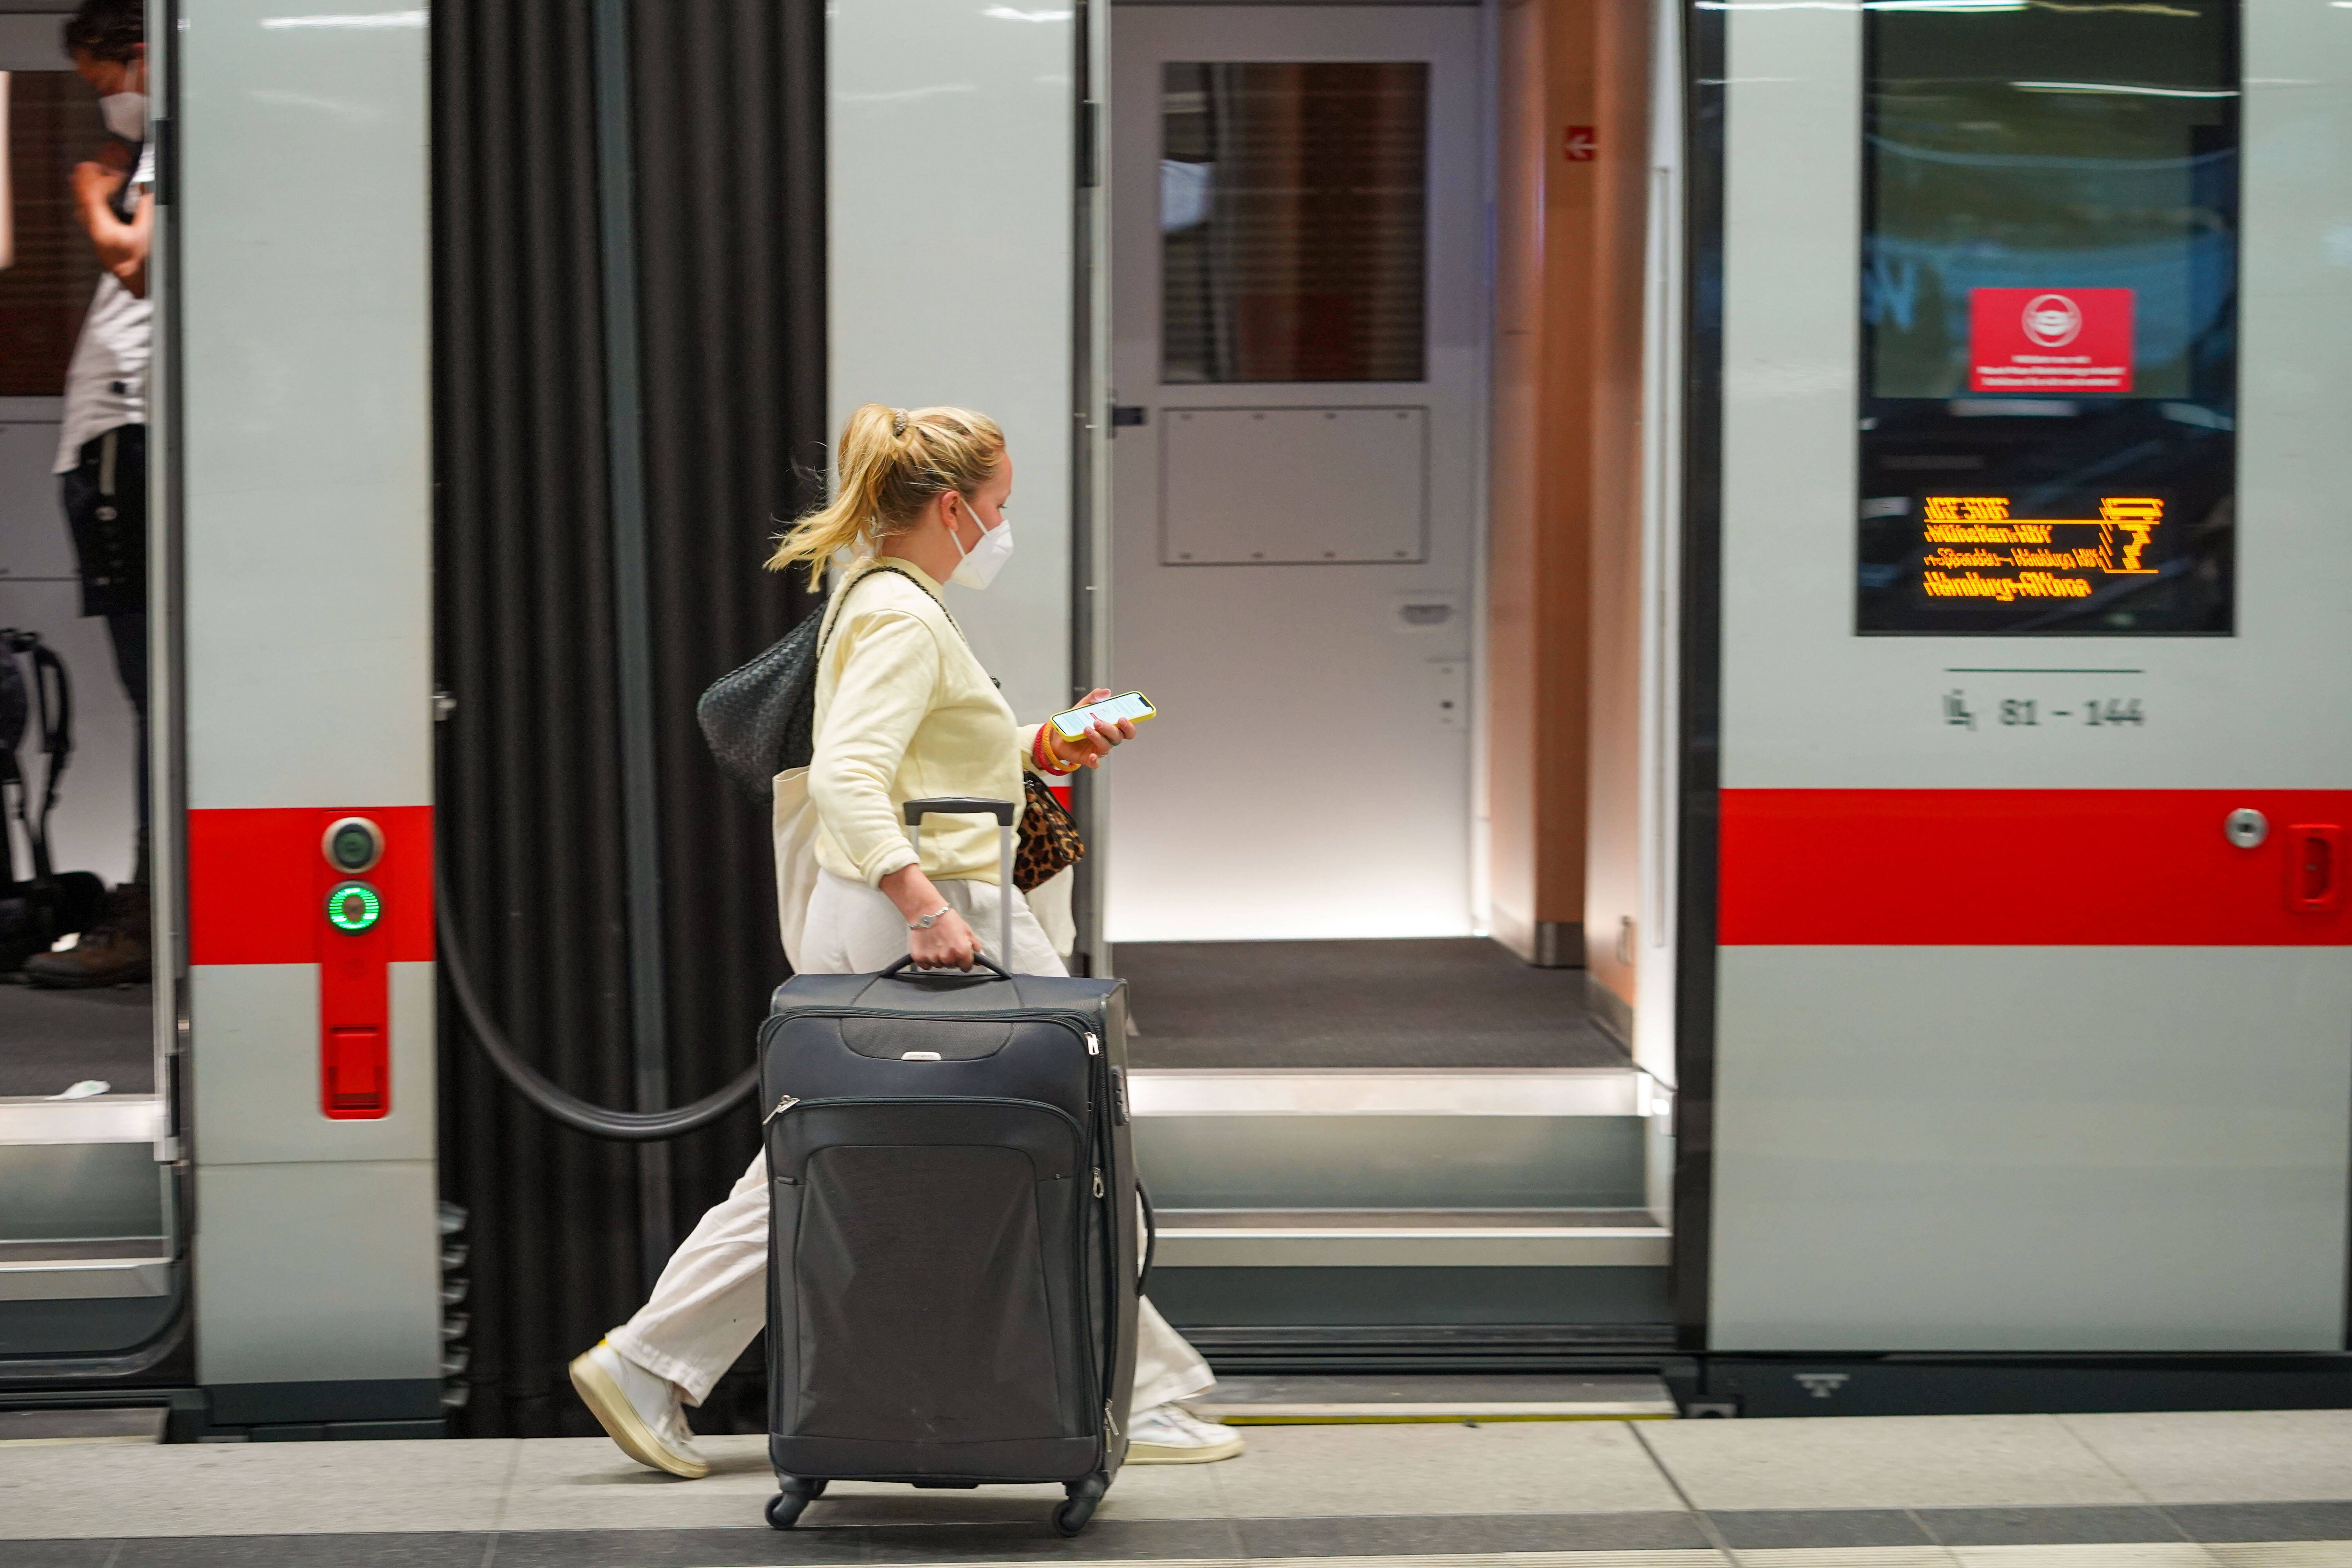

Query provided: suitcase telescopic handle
[901,797,1017,969]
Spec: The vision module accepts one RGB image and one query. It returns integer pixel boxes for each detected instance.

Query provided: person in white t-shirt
[26,0,154,989]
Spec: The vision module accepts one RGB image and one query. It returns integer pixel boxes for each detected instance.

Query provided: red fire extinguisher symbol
[1563,125,1596,162]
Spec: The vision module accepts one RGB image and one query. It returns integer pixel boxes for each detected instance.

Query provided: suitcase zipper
[1093,1168,1104,1198]
[764,1093,1086,1140]
[1086,1032,1100,1056]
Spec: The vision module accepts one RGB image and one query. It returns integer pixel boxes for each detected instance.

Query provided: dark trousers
[59,425,148,886]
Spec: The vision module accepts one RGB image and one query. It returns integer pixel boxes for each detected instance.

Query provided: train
[0,0,2346,1438]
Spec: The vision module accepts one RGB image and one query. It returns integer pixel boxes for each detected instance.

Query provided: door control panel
[318,815,390,1118]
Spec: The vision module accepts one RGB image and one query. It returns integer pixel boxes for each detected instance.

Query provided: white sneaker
[1125,1402,1245,1464]
[568,1339,711,1479]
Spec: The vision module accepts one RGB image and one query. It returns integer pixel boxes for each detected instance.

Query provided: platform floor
[5,1409,2352,1565]
[1117,939,1623,1070]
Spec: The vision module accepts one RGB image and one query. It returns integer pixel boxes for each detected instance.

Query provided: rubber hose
[436,862,760,1140]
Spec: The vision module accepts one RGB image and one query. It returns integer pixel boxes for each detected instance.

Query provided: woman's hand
[1046,688,1139,771]
[880,864,983,970]
[908,907,982,971]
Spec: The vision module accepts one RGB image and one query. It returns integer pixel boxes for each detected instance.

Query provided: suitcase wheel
[765,1475,826,1530]
[1053,1473,1108,1537]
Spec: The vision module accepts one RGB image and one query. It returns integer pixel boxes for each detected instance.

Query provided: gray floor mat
[1112,938,1628,1070]
[0,982,154,1096]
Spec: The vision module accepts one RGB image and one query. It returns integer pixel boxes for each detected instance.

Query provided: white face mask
[100,91,146,142]
[948,499,1015,590]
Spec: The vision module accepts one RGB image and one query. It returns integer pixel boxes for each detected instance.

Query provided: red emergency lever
[2288,824,2343,914]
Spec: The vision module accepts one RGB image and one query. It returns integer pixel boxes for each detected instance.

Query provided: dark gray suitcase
[758,797,1139,1537]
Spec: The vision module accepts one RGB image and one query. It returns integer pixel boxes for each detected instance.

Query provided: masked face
[948,495,1015,590]
[76,50,147,141]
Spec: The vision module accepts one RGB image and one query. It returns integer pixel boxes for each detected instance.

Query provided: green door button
[327,880,383,932]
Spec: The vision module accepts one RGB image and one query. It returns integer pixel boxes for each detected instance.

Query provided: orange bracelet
[1033,727,1078,776]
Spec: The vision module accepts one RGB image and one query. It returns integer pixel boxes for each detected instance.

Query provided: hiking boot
[24,884,149,989]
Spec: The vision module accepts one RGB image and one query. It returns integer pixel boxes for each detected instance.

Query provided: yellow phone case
[1049,690,1156,741]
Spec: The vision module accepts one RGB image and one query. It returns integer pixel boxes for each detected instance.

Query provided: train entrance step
[1189,1372,1677,1424]
[1153,1207,1667,1268]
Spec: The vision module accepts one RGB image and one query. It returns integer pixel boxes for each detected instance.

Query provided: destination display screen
[1856,0,2238,635]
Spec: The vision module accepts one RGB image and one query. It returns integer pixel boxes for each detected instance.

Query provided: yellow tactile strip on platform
[859,1547,2352,1568]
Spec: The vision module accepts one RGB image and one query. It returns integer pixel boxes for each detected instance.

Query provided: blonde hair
[766,403,1006,578]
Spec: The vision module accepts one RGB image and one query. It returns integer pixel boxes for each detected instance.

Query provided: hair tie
[891,409,909,437]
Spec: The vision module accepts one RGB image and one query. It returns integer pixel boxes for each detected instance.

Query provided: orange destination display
[1918,496,2161,604]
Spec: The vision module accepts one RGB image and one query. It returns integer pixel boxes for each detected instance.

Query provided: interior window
[1160,61,1428,384]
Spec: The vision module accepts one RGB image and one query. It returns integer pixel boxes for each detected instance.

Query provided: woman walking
[570,404,1242,1476]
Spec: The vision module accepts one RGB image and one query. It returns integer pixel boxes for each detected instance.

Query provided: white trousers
[610,871,1215,1417]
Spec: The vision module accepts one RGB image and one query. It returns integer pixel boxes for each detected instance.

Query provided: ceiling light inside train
[260,10,426,27]
[2011,79,2239,95]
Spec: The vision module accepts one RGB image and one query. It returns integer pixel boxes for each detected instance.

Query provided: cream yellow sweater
[808,557,1045,887]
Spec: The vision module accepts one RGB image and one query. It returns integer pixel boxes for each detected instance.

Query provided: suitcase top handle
[879,952,1013,983]
[899,797,1018,968]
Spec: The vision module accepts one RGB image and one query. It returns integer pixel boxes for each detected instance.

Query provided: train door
[1105,5,1485,943]
[1695,0,2352,1352]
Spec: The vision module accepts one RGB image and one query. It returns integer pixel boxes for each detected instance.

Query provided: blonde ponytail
[767,403,1006,579]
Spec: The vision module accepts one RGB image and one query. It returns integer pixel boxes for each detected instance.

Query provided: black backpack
[0,632,104,971]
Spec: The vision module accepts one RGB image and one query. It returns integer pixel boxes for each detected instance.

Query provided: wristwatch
[907,904,952,931]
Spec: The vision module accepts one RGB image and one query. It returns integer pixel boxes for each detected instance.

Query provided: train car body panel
[1704,0,2352,1352]
[174,0,441,1415]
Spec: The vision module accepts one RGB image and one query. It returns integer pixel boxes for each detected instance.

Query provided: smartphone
[1049,690,1157,741]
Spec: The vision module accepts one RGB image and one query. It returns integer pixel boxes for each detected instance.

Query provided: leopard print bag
[1015,771,1084,892]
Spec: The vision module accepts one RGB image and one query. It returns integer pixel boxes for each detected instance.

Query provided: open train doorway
[0,7,176,1374]
[1100,1,1678,1369]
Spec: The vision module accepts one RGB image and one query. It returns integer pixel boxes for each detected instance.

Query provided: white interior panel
[829,0,1075,727]
[1105,6,1486,942]
[1161,407,1428,565]
[0,418,77,579]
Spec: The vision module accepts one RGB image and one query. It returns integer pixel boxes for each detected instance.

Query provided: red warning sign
[1970,288,2133,394]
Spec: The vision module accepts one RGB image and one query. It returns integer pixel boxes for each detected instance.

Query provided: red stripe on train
[1719,789,2352,946]
[187,806,435,965]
